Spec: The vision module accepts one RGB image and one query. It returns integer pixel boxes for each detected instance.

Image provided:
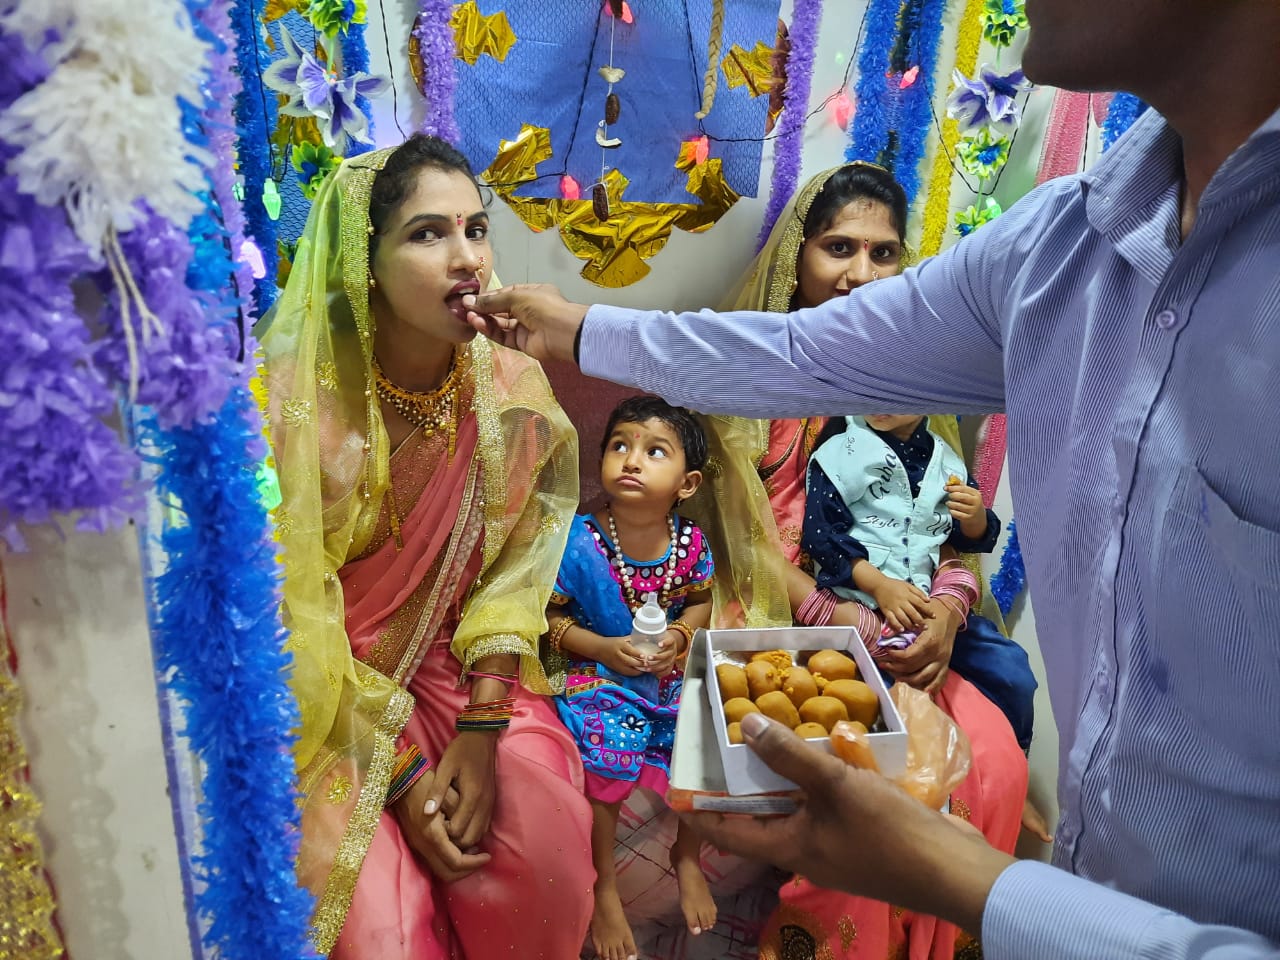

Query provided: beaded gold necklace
[372,351,463,459]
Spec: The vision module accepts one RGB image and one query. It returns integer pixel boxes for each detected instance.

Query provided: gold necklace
[372,351,463,459]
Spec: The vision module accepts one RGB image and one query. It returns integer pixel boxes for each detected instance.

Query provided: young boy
[802,414,1037,754]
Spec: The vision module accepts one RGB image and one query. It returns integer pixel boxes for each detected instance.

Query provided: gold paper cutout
[720,40,777,98]
[262,0,305,23]
[450,1,517,66]
[482,125,740,287]
[0,572,66,960]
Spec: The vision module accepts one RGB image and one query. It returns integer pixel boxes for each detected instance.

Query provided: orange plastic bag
[830,684,971,810]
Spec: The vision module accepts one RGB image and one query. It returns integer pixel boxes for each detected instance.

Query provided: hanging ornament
[605,0,635,23]
[596,122,623,148]
[598,65,625,84]
[262,179,282,220]
[592,182,612,221]
[831,90,855,130]
[560,175,582,200]
[605,92,621,124]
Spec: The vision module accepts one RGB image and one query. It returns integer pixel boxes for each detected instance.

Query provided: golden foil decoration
[481,124,740,287]
[0,570,66,960]
[261,0,305,23]
[450,0,517,66]
[720,39,778,98]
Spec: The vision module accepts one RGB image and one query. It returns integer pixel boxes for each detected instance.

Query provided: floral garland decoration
[231,0,280,311]
[844,0,949,205]
[756,0,822,250]
[141,0,315,956]
[0,27,139,550]
[1101,92,1147,150]
[415,0,462,143]
[264,23,389,156]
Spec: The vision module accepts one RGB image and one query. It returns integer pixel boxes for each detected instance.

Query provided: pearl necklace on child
[605,505,678,612]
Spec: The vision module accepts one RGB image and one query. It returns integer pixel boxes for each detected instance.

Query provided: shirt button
[1155,308,1178,329]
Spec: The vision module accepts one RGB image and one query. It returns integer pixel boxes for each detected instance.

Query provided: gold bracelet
[669,618,695,655]
[547,615,577,654]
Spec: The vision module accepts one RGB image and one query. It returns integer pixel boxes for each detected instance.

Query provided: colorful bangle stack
[795,587,839,626]
[668,618,695,655]
[455,697,516,733]
[385,743,430,808]
[930,560,979,629]
[547,615,576,654]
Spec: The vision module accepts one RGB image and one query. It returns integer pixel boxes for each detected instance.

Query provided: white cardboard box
[670,626,907,807]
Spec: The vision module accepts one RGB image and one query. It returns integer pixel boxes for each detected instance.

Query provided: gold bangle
[669,618,694,654]
[547,615,577,654]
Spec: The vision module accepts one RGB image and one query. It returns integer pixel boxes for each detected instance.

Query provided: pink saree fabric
[328,417,595,960]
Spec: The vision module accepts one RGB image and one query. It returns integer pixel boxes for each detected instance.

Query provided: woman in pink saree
[258,136,594,958]
[690,163,1028,960]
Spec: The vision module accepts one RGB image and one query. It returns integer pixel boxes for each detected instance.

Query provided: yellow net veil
[685,164,1003,631]
[257,147,577,951]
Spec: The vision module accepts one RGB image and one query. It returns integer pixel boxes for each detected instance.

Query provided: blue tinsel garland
[339,20,375,157]
[231,0,279,311]
[990,520,1025,618]
[139,1,315,957]
[1101,92,1147,151]
[844,0,946,204]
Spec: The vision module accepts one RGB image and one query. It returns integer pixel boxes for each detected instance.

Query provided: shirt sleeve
[984,861,1280,960]
[802,462,870,591]
[577,184,1076,420]
[946,478,1002,553]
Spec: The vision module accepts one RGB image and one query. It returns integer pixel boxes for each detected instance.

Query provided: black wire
[377,0,407,139]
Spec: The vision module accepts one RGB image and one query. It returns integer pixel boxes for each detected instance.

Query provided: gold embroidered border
[308,686,414,953]
[0,570,65,960]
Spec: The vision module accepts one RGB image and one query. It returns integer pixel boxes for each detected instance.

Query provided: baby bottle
[629,593,668,660]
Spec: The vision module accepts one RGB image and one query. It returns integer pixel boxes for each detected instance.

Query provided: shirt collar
[1081,102,1280,233]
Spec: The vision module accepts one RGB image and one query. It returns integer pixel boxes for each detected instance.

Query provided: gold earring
[368,275,377,288]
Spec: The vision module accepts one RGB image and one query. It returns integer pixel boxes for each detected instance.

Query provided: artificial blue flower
[945,64,1033,137]
[262,25,389,153]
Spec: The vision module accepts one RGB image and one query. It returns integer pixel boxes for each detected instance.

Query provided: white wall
[4,525,192,960]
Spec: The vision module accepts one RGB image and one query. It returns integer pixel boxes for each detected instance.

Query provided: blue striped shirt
[581,106,1280,958]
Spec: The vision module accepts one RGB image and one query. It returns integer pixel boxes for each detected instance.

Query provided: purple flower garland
[755,0,823,250]
[415,0,460,144]
[0,29,139,548]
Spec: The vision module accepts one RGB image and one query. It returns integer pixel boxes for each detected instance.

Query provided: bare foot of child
[1022,796,1053,843]
[673,851,717,936]
[590,881,637,960]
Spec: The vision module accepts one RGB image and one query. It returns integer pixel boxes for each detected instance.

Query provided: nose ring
[871,270,879,281]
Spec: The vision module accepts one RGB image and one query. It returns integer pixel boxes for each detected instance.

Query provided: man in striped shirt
[465,1,1280,956]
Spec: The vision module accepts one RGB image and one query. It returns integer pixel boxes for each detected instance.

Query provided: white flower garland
[0,0,213,251]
